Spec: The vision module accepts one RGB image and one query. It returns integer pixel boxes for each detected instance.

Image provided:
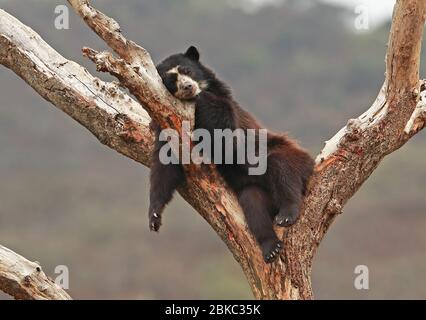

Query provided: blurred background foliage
[0,0,425,299]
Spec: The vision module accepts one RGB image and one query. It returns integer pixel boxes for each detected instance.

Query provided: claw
[153,213,159,218]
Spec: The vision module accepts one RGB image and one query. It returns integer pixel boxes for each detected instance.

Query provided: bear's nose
[183,83,193,91]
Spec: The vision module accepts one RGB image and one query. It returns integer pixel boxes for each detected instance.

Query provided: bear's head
[156,46,213,100]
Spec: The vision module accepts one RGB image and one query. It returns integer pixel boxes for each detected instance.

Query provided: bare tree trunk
[0,0,425,299]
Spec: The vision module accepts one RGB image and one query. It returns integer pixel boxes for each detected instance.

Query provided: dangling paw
[262,240,283,263]
[149,211,162,232]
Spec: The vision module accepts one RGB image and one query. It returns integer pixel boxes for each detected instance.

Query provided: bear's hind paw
[263,240,283,263]
[274,203,300,227]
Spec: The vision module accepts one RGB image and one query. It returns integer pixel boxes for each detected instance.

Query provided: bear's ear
[184,46,200,61]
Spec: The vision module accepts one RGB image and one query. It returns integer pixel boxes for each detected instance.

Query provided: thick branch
[0,245,71,300]
[67,0,271,298]
[0,6,265,299]
[0,9,153,166]
[68,0,426,299]
[312,0,426,220]
[285,1,426,298]
[386,0,425,95]
[68,0,153,70]
[68,0,194,130]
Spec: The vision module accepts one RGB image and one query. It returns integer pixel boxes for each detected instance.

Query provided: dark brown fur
[149,47,314,263]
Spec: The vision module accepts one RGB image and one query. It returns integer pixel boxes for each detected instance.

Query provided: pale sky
[235,0,396,27]
[321,0,396,25]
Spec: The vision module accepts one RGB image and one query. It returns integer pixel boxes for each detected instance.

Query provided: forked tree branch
[0,0,425,299]
[0,4,258,299]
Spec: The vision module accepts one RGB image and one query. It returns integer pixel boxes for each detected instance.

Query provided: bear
[148,46,314,263]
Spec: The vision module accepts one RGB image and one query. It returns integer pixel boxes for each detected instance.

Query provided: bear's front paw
[262,240,283,263]
[149,211,162,232]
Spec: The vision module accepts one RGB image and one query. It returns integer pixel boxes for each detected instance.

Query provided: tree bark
[0,0,425,299]
[0,245,71,300]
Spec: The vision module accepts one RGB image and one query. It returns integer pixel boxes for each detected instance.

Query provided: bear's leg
[238,186,282,263]
[148,121,184,232]
[267,151,304,227]
[149,160,184,231]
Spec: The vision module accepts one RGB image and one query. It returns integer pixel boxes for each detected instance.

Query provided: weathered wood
[0,245,71,300]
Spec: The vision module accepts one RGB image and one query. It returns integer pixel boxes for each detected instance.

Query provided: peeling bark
[0,0,425,300]
[0,9,153,166]
[0,245,71,300]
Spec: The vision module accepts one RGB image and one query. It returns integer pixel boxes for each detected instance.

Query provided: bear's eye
[162,73,178,94]
[178,66,193,76]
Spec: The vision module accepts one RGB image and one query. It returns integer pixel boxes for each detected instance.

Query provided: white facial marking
[165,65,207,100]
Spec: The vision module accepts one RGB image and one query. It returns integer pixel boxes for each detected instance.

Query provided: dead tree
[0,0,425,299]
[0,245,70,299]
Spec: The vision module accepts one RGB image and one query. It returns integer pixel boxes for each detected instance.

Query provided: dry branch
[0,9,153,166]
[0,245,71,300]
[68,0,194,129]
[0,5,261,299]
[68,0,270,298]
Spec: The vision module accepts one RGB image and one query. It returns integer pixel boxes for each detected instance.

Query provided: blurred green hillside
[0,0,425,299]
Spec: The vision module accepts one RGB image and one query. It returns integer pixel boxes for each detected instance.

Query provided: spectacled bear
[149,46,314,263]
